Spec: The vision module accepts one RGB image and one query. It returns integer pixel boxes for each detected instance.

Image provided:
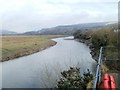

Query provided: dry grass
[1,35,66,62]
[102,61,120,73]
[87,80,94,88]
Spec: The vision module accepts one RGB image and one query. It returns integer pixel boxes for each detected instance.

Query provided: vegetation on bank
[74,26,120,84]
[74,26,119,47]
[57,67,93,89]
[74,26,119,49]
[74,26,119,59]
[1,35,66,62]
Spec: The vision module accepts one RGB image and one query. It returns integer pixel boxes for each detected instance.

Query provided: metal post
[93,47,103,89]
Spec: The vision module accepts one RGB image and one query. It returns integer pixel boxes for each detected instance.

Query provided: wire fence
[93,46,120,89]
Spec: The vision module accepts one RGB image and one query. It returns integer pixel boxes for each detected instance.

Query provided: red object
[98,74,110,89]
[103,74,109,81]
[103,80,110,88]
[98,74,116,90]
[109,75,116,90]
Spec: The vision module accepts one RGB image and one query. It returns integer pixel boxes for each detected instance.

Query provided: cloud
[0,0,118,32]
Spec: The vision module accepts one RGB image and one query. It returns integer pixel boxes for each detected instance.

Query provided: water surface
[0,36,96,88]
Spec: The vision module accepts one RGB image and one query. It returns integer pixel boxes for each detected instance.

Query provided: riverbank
[74,26,119,61]
[74,27,120,88]
[1,35,67,62]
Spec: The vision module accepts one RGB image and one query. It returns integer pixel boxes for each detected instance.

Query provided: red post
[98,74,110,89]
[98,74,117,90]
[109,75,116,90]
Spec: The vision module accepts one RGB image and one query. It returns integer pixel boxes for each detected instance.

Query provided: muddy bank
[1,41,57,62]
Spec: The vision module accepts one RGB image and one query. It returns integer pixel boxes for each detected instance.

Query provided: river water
[0,36,96,88]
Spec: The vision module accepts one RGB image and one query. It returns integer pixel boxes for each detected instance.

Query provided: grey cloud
[1,1,117,33]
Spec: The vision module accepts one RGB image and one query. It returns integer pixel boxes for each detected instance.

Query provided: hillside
[1,30,17,35]
[1,22,117,35]
[24,22,115,35]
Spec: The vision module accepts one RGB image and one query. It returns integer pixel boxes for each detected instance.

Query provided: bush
[57,67,93,89]
[73,27,119,47]
[91,31,108,48]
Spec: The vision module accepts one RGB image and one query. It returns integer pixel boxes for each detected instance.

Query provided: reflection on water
[0,36,96,88]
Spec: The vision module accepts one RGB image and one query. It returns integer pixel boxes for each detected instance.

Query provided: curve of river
[0,36,96,88]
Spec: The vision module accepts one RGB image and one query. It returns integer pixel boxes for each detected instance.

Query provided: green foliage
[73,26,119,47]
[104,61,120,72]
[57,67,93,89]
[74,30,84,39]
[91,31,109,48]
[74,30,91,40]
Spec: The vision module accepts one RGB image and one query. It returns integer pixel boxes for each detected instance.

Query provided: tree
[57,67,93,89]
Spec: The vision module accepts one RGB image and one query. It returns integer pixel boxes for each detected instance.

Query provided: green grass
[104,48,120,59]
[102,47,120,73]
[1,35,66,62]
[103,61,120,73]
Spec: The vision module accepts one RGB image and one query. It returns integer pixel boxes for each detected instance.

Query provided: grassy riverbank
[74,26,120,88]
[1,35,66,62]
[74,26,119,59]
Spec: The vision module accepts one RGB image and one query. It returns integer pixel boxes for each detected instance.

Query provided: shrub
[57,67,93,89]
[73,26,119,47]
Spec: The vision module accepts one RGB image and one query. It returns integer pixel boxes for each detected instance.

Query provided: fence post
[93,47,103,89]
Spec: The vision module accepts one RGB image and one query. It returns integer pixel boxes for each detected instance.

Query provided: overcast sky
[0,0,119,33]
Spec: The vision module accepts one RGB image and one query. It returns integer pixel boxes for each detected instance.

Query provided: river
[0,36,96,88]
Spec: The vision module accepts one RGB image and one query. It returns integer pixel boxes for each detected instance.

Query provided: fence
[93,46,120,89]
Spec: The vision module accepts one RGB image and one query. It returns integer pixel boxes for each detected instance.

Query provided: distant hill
[1,30,17,35]
[1,22,117,36]
[105,22,117,27]
[24,22,115,35]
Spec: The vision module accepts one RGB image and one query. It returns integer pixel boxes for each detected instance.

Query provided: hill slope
[1,30,17,34]
[24,22,112,35]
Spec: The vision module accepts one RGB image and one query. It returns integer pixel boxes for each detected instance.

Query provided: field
[1,35,66,62]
